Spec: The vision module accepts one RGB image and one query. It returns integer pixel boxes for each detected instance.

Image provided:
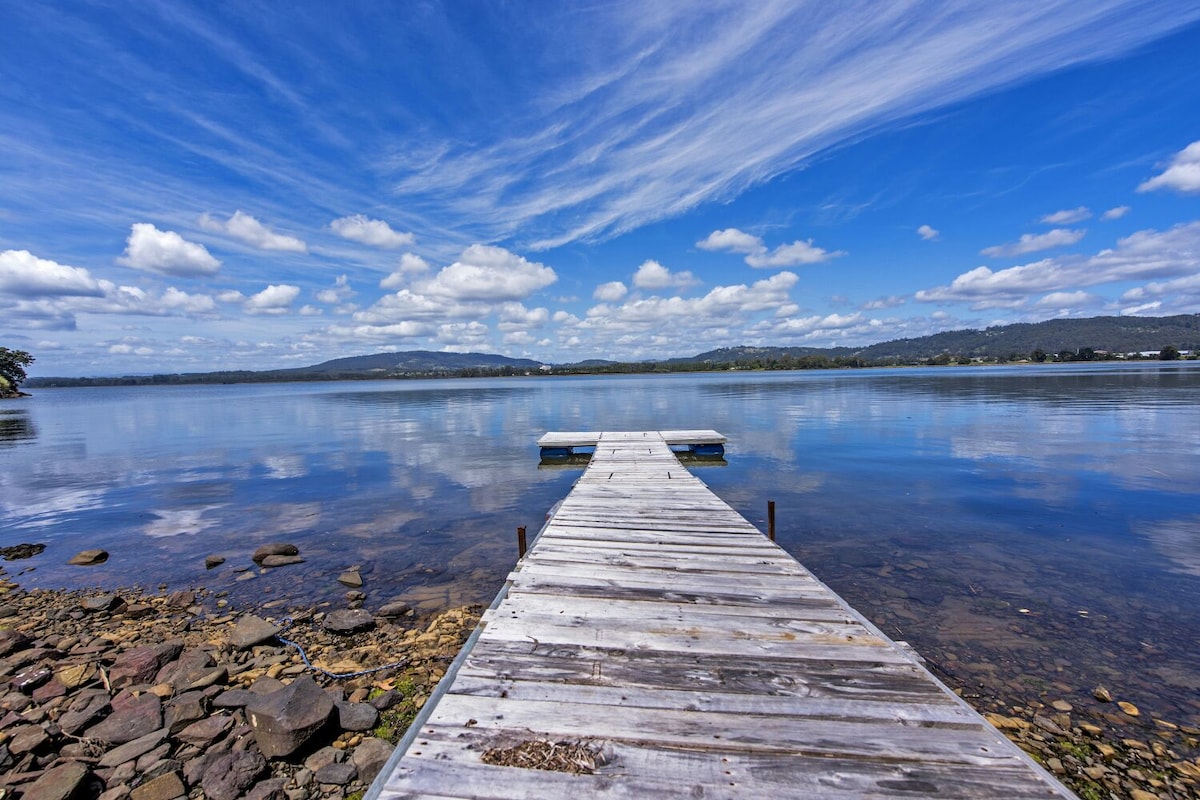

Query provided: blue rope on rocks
[274,617,410,680]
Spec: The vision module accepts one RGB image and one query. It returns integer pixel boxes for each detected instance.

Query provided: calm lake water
[2,363,1198,731]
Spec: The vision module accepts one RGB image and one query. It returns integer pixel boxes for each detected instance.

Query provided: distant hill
[854,314,1200,360]
[668,314,1200,364]
[292,350,543,374]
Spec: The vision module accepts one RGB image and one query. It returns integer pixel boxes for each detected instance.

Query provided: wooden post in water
[517,526,527,558]
[768,501,776,542]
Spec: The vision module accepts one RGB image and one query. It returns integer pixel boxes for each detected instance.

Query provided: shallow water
[2,363,1198,729]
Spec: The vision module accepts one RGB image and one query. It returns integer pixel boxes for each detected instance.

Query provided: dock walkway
[369,431,1073,799]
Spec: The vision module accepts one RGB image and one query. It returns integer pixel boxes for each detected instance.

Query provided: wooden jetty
[368,431,1074,799]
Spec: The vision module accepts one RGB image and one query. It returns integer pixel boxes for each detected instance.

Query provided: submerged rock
[67,548,108,565]
[251,543,298,565]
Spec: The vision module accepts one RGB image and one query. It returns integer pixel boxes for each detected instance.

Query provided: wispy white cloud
[414,245,556,302]
[1101,205,1130,221]
[697,228,764,253]
[387,3,1200,247]
[917,221,1200,307]
[1138,140,1200,194]
[199,211,307,252]
[380,254,432,289]
[1040,207,1091,225]
[917,224,939,241]
[980,228,1086,258]
[118,223,221,277]
[330,215,415,249]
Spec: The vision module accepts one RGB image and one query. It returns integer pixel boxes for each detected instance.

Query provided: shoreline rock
[0,573,480,799]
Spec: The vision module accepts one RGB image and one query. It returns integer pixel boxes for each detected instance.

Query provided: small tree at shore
[0,348,35,394]
[1159,345,1180,361]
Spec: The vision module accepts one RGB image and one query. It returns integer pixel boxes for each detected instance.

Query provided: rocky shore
[1,565,1198,799]
[0,569,480,800]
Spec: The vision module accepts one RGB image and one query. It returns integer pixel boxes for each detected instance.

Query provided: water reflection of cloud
[263,455,307,479]
[1,487,108,528]
[143,506,224,537]
[1138,517,1200,577]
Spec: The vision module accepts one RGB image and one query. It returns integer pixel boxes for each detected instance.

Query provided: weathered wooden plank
[385,737,1067,800]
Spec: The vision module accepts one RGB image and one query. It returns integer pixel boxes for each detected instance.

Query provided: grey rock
[0,628,30,657]
[165,590,195,608]
[59,692,111,735]
[205,555,226,569]
[260,554,306,568]
[245,675,334,758]
[136,742,172,771]
[314,761,357,785]
[303,745,344,772]
[110,641,184,688]
[11,665,52,693]
[351,737,395,784]
[229,615,281,649]
[67,548,109,565]
[156,647,213,686]
[164,691,208,734]
[376,601,411,618]
[336,570,362,588]
[129,771,185,800]
[8,723,49,754]
[212,688,255,708]
[335,700,379,731]
[81,593,125,613]
[25,761,91,800]
[323,608,374,634]
[249,676,286,695]
[369,688,401,711]
[252,543,299,564]
[246,779,289,800]
[177,714,233,746]
[86,692,162,745]
[201,749,267,800]
[98,726,169,767]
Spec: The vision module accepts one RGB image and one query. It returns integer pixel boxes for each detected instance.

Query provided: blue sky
[3,2,1200,376]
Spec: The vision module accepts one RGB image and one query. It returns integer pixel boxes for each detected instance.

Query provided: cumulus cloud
[244,284,300,314]
[746,240,845,268]
[315,274,353,304]
[1040,207,1091,225]
[587,271,798,329]
[415,244,556,302]
[862,295,906,310]
[118,223,221,277]
[593,281,628,302]
[917,225,939,241]
[380,254,431,289]
[632,260,699,290]
[697,227,844,267]
[330,215,415,248]
[980,228,1086,258]
[697,228,764,253]
[0,250,105,297]
[1138,141,1200,194]
[1101,205,1131,221]
[1033,291,1098,310]
[199,211,307,252]
[917,221,1200,307]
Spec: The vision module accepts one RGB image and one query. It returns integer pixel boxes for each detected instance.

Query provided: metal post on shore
[517,526,527,558]
[768,501,776,542]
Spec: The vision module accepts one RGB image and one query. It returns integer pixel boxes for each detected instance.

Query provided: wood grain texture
[371,432,1075,800]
